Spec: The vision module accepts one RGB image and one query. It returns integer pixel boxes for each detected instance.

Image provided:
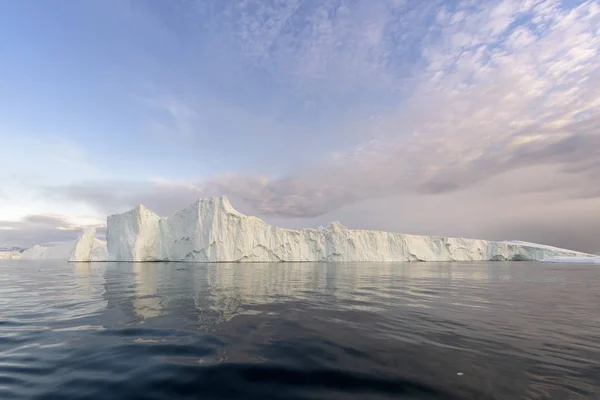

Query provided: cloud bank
[0,214,105,248]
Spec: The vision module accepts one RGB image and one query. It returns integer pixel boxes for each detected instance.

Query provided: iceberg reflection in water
[1,261,600,399]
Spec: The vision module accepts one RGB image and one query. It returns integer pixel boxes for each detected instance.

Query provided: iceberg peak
[68,227,108,262]
[218,195,234,210]
[104,196,594,263]
[328,221,348,231]
[191,195,240,215]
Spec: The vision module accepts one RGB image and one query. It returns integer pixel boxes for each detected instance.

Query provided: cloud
[21,214,73,225]
[48,1,600,204]
[44,111,600,218]
[0,214,105,248]
[136,93,203,139]
[154,0,439,95]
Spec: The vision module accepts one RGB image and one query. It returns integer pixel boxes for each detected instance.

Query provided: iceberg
[3,196,594,263]
[20,241,76,260]
[16,228,108,261]
[68,228,108,262]
[105,196,595,263]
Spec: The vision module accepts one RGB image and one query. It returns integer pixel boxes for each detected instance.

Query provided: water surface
[1,261,599,399]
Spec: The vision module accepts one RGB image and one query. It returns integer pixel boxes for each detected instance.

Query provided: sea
[1,261,599,400]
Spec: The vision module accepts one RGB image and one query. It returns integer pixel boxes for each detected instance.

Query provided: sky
[0,0,599,252]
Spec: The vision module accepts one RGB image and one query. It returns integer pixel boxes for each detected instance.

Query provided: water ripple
[1,261,600,399]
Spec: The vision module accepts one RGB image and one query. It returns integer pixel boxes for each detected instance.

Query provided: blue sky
[1,0,599,251]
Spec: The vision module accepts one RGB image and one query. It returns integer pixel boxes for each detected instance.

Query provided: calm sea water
[1,261,600,399]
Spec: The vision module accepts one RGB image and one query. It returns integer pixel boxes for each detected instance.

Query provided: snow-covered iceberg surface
[106,196,594,263]
[17,228,108,261]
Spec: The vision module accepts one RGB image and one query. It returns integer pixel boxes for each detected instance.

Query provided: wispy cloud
[53,1,600,212]
[168,0,439,93]
[128,0,600,219]
[136,90,203,139]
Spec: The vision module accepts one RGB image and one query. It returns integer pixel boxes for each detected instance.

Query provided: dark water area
[1,261,600,399]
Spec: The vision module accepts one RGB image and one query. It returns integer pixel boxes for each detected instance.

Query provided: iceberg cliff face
[16,228,107,261]
[69,228,108,262]
[106,196,594,262]
[106,205,161,262]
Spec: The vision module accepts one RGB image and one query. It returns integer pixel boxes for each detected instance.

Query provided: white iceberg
[20,241,76,260]
[17,228,107,261]
[68,227,108,262]
[3,196,595,263]
[105,196,595,263]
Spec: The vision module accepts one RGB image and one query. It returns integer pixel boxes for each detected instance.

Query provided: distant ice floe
[540,256,600,264]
